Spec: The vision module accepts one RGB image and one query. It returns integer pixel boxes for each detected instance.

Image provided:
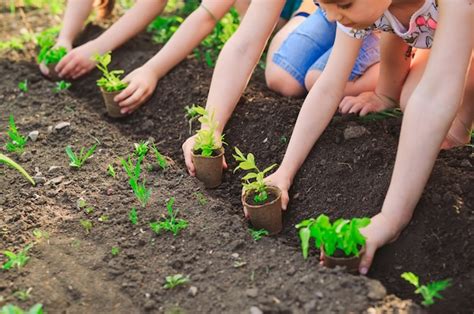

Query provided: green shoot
[401,272,451,306]
[5,115,27,154]
[296,214,370,259]
[233,147,277,203]
[184,104,205,134]
[111,247,120,256]
[107,164,116,178]
[2,244,33,270]
[133,141,149,158]
[0,153,35,185]
[80,219,93,234]
[121,155,142,182]
[163,274,190,289]
[65,144,97,168]
[280,136,287,144]
[193,192,207,206]
[98,215,109,222]
[129,207,138,225]
[193,109,224,156]
[147,15,184,44]
[150,144,168,170]
[77,198,94,214]
[92,52,127,92]
[359,108,403,122]
[0,303,43,314]
[249,228,269,241]
[32,229,49,242]
[18,80,28,93]
[53,80,71,93]
[150,198,188,236]
[129,178,151,208]
[13,288,32,301]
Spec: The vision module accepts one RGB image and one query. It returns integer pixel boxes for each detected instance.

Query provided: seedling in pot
[401,272,451,306]
[53,80,71,93]
[0,153,35,185]
[111,247,120,256]
[2,244,33,270]
[163,274,190,289]
[233,147,281,234]
[129,207,138,225]
[80,219,93,234]
[151,144,168,170]
[184,104,205,134]
[107,164,116,178]
[18,80,28,93]
[133,140,149,158]
[5,115,27,154]
[37,33,67,80]
[0,303,43,314]
[296,214,370,273]
[249,228,269,241]
[65,144,97,168]
[150,198,188,236]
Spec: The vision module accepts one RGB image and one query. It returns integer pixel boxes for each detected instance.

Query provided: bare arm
[57,0,95,47]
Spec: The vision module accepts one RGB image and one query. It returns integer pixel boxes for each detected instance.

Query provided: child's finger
[120,89,145,107]
[58,58,78,77]
[339,100,354,114]
[116,84,137,103]
[72,68,89,80]
[56,52,73,73]
[349,102,363,114]
[281,189,289,210]
[359,105,373,117]
[359,244,376,275]
[223,157,228,169]
[182,140,196,176]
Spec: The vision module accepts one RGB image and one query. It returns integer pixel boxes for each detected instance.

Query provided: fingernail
[360,267,368,275]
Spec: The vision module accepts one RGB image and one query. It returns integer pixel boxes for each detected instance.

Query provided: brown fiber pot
[321,246,365,274]
[47,63,60,81]
[100,88,126,118]
[191,148,224,188]
[243,186,282,235]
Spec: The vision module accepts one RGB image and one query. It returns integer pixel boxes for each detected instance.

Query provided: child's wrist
[374,92,399,108]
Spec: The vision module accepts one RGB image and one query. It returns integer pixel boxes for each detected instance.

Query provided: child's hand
[182,134,228,176]
[39,40,72,77]
[56,41,99,79]
[263,169,292,210]
[115,66,159,114]
[339,91,396,116]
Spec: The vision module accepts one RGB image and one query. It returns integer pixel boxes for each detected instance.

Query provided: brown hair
[94,0,116,19]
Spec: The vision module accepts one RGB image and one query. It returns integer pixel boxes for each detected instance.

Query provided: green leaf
[401,272,419,288]
[299,227,311,259]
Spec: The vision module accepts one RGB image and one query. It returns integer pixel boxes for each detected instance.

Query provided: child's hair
[94,0,116,19]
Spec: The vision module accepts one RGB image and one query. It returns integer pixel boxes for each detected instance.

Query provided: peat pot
[191,148,224,188]
[321,246,365,274]
[100,88,126,118]
[242,185,282,235]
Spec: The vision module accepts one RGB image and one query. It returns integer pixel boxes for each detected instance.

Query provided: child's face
[317,0,391,29]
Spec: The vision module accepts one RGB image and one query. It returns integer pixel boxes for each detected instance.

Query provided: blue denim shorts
[273,9,380,86]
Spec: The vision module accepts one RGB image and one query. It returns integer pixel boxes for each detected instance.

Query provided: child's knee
[304,70,321,91]
[266,65,306,97]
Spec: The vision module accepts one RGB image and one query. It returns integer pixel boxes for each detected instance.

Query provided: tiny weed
[2,244,33,270]
[0,303,43,314]
[184,104,205,134]
[401,272,451,306]
[18,80,28,93]
[150,198,188,236]
[65,144,97,168]
[233,261,247,268]
[107,164,116,178]
[151,144,168,170]
[111,247,120,256]
[98,215,109,222]
[193,192,207,206]
[163,274,190,289]
[53,80,71,93]
[32,229,49,242]
[280,136,287,144]
[133,141,149,158]
[77,198,94,214]
[130,178,151,208]
[129,207,138,225]
[13,287,32,301]
[121,155,151,207]
[80,219,93,234]
[5,115,27,154]
[249,228,269,241]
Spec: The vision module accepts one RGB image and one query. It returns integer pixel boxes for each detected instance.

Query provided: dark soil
[1,8,472,314]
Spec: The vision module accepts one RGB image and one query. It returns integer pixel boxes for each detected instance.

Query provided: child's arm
[182,0,286,175]
[339,32,411,116]
[115,0,236,114]
[57,0,95,49]
[56,0,167,79]
[264,28,363,208]
[358,0,473,274]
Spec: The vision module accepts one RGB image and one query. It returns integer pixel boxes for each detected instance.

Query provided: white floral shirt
[337,0,439,49]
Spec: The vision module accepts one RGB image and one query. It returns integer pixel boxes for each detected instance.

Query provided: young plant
[2,244,33,270]
[249,228,269,241]
[296,214,370,259]
[129,207,138,225]
[193,109,224,156]
[133,141,149,158]
[233,147,277,203]
[0,153,35,185]
[151,144,168,170]
[401,272,451,307]
[5,115,27,154]
[111,247,120,256]
[98,215,109,222]
[37,40,67,65]
[107,164,116,178]
[92,52,127,92]
[121,155,151,207]
[150,198,188,236]
[163,274,190,289]
[77,198,94,214]
[0,303,43,314]
[32,229,49,242]
[53,80,71,93]
[18,80,28,93]
[13,288,32,301]
[65,144,97,168]
[80,219,93,234]
[193,192,207,206]
[121,155,142,182]
[184,104,205,134]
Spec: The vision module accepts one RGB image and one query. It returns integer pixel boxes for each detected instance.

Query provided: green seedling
[65,144,97,168]
[249,228,269,241]
[98,215,109,222]
[130,178,151,208]
[0,153,35,185]
[80,219,93,234]
[121,155,142,182]
[38,44,67,66]
[163,274,190,289]
[193,109,224,156]
[107,164,116,178]
[18,80,28,93]
[77,198,94,214]
[296,214,370,259]
[121,155,150,207]
[184,104,205,134]
[151,144,168,170]
[53,80,71,93]
[111,247,120,256]
[5,115,27,154]
[193,192,207,206]
[0,303,43,314]
[32,229,49,242]
[150,198,188,236]
[147,15,184,44]
[401,272,451,306]
[280,136,287,144]
[133,141,149,158]
[360,108,403,122]
[13,288,32,301]
[2,244,33,270]
[233,147,277,204]
[129,207,138,225]
[92,52,127,92]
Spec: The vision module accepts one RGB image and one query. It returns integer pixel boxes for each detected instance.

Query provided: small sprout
[193,192,207,206]
[107,164,116,178]
[249,228,269,241]
[98,215,109,222]
[233,261,247,268]
[77,199,94,214]
[150,144,168,170]
[32,229,49,241]
[53,80,71,93]
[85,207,94,214]
[5,115,27,154]
[65,144,97,168]
[129,207,138,225]
[18,80,28,93]
[0,153,35,185]
[163,274,190,289]
[121,155,150,207]
[150,198,188,236]
[401,272,451,306]
[1,244,33,270]
[13,287,32,301]
[184,104,205,134]
[80,219,93,234]
[280,135,287,144]
[111,247,120,256]
[0,303,43,314]
[92,52,127,92]
[133,141,149,158]
[193,109,224,156]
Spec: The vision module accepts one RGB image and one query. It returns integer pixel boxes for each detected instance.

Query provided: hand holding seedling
[339,91,397,116]
[56,40,100,79]
[182,132,227,177]
[114,65,159,114]
[261,170,291,212]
